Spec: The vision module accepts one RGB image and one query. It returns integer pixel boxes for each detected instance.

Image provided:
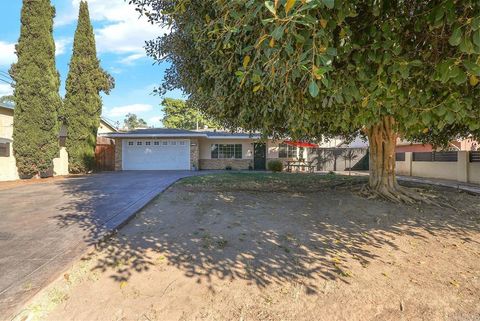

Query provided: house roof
[200,131,261,139]
[100,117,118,132]
[0,102,14,111]
[102,128,261,139]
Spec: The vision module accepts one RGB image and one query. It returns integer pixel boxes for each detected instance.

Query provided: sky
[0,0,185,128]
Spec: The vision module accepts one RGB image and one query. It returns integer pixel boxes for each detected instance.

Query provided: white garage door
[123,139,191,170]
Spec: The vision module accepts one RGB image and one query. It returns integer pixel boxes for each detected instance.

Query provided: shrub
[225,165,232,170]
[268,160,283,172]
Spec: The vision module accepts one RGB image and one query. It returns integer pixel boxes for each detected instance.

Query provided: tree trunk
[364,115,406,201]
[363,116,437,204]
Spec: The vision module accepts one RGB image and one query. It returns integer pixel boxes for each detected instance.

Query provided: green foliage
[62,1,114,174]
[162,98,219,129]
[132,0,480,145]
[9,0,62,177]
[124,113,147,130]
[267,160,284,172]
[0,95,14,105]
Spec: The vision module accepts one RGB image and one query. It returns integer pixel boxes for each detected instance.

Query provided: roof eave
[205,135,261,139]
[100,133,209,138]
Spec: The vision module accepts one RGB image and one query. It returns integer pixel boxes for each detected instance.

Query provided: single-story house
[0,102,117,181]
[102,128,321,171]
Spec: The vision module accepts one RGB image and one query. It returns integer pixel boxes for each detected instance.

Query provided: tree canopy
[10,0,62,177]
[0,95,14,105]
[162,98,219,129]
[124,113,148,130]
[131,0,480,201]
[62,1,114,174]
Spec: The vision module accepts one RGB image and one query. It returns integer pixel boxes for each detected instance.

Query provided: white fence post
[405,152,412,176]
[457,151,468,183]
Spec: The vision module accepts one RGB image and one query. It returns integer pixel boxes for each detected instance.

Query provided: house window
[145,142,151,146]
[162,141,168,146]
[137,142,142,146]
[0,143,10,157]
[211,144,242,159]
[279,143,296,158]
[179,141,186,146]
[128,141,134,146]
[170,141,177,146]
[154,141,160,146]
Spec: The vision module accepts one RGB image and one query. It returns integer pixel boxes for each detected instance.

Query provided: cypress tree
[10,0,62,178]
[62,1,113,173]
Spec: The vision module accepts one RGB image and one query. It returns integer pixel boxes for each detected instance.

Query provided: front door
[254,143,266,170]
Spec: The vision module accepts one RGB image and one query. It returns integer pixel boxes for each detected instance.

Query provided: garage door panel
[123,139,190,170]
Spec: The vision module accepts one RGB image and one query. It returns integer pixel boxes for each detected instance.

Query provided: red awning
[284,141,319,148]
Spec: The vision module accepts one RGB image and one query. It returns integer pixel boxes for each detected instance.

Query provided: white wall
[0,141,19,181]
[0,110,14,139]
[411,162,458,181]
[468,163,480,184]
[396,151,480,184]
[98,121,116,134]
[267,141,280,159]
[0,108,17,181]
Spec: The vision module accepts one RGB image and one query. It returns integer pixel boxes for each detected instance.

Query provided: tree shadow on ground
[53,177,480,295]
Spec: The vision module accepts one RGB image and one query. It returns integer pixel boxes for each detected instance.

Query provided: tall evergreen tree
[9,0,62,178]
[62,1,114,173]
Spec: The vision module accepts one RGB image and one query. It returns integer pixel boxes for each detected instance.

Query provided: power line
[0,70,14,87]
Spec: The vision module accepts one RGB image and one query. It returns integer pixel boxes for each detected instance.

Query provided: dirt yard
[17,173,480,321]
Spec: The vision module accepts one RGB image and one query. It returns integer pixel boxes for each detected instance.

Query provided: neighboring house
[102,128,320,171]
[316,136,369,171]
[0,103,16,181]
[396,137,478,152]
[0,102,118,181]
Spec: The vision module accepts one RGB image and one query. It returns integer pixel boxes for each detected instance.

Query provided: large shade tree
[10,0,62,178]
[131,0,480,202]
[62,1,114,173]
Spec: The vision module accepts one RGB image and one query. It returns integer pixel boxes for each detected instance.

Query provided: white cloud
[0,83,13,97]
[119,53,146,65]
[0,41,16,67]
[107,103,153,117]
[148,116,163,127]
[57,0,167,63]
[0,38,70,66]
[55,38,72,56]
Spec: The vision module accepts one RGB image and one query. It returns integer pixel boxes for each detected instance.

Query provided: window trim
[278,143,296,158]
[211,144,242,159]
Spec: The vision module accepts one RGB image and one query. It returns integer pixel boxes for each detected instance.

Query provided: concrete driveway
[0,171,199,319]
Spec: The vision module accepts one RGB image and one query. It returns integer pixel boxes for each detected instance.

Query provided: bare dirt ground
[17,173,480,321]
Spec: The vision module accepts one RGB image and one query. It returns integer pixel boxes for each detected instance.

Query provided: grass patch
[179,172,364,192]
